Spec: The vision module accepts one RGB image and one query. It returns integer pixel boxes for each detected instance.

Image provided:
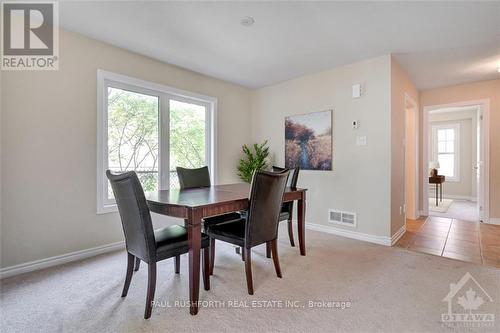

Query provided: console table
[429,175,445,207]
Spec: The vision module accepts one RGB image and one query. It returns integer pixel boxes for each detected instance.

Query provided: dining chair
[176,166,241,269]
[106,170,211,319]
[265,166,300,258]
[205,169,289,295]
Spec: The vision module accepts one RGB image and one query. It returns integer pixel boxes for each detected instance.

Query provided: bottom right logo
[442,272,495,328]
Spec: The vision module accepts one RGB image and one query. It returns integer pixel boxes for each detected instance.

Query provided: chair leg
[270,239,282,278]
[174,255,180,274]
[241,248,245,261]
[121,252,134,297]
[209,238,215,275]
[235,246,240,255]
[244,248,254,295]
[287,218,295,247]
[144,263,157,319]
[266,242,271,258]
[202,247,210,291]
[134,257,141,272]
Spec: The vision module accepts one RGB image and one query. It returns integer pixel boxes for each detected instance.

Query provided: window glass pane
[446,141,454,153]
[169,100,206,189]
[438,142,446,153]
[438,154,454,177]
[446,129,455,141]
[438,129,446,141]
[107,87,159,198]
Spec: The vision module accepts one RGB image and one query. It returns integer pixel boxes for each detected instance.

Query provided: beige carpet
[429,198,453,213]
[1,226,499,333]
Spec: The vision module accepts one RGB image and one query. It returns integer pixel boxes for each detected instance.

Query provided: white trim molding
[304,222,394,246]
[96,69,217,214]
[391,225,407,245]
[487,218,500,225]
[422,99,490,222]
[0,241,125,279]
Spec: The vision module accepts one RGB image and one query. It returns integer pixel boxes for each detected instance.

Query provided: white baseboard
[487,218,500,225]
[0,241,125,279]
[391,225,406,245]
[304,222,393,246]
[427,194,477,201]
[419,210,428,217]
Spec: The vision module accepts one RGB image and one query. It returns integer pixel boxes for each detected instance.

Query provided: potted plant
[237,140,269,183]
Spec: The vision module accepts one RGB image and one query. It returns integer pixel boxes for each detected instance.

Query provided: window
[97,70,216,213]
[431,123,460,182]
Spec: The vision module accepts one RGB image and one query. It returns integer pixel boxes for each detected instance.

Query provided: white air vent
[328,209,357,227]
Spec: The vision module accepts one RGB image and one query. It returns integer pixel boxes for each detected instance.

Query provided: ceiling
[59,1,500,89]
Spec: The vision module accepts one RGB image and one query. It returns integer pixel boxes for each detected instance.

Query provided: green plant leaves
[237,140,269,183]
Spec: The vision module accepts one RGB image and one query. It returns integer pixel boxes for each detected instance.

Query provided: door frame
[422,99,490,223]
[404,93,419,220]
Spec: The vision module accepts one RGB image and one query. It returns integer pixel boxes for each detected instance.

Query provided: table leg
[297,193,306,256]
[440,183,443,202]
[435,184,438,206]
[187,208,202,315]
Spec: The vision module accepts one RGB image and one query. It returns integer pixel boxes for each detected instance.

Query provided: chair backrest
[245,170,289,248]
[176,166,211,190]
[273,165,300,215]
[106,171,156,262]
[272,165,300,188]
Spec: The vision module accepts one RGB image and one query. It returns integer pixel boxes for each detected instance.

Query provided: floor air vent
[329,209,357,227]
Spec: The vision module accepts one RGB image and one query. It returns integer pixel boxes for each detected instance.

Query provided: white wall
[428,110,477,199]
[0,30,252,268]
[251,55,392,237]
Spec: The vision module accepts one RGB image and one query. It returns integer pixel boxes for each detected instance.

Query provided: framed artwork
[285,110,332,170]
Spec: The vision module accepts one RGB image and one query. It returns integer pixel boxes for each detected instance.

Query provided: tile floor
[396,216,500,268]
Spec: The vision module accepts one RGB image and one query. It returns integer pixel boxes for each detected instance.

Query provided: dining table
[145,183,307,315]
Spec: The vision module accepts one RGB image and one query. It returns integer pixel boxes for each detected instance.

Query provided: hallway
[428,199,479,221]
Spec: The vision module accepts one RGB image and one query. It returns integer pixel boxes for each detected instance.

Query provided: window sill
[97,204,118,215]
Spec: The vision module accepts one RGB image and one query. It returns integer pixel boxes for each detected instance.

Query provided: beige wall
[428,110,477,199]
[251,55,393,237]
[405,105,418,220]
[420,79,500,218]
[390,58,419,235]
[0,30,252,268]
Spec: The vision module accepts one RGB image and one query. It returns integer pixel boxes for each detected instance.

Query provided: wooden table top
[145,183,306,209]
[429,175,445,183]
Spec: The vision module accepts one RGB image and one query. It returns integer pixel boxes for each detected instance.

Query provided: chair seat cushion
[154,225,209,260]
[205,218,246,247]
[203,212,242,229]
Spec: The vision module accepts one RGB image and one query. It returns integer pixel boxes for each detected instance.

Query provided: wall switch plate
[352,120,359,129]
[356,135,367,146]
[352,83,362,98]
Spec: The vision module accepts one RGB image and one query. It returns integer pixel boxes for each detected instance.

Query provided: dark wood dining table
[145,183,307,315]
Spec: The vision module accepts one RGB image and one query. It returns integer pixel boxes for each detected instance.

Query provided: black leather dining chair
[265,166,300,257]
[205,170,289,295]
[176,166,241,267]
[106,170,211,319]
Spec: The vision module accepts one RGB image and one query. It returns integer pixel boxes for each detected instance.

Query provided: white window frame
[431,123,460,182]
[97,70,217,214]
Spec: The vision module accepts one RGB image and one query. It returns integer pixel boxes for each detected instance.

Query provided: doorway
[397,99,499,268]
[422,100,489,223]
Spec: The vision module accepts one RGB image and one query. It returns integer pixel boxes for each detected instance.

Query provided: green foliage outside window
[107,88,206,193]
